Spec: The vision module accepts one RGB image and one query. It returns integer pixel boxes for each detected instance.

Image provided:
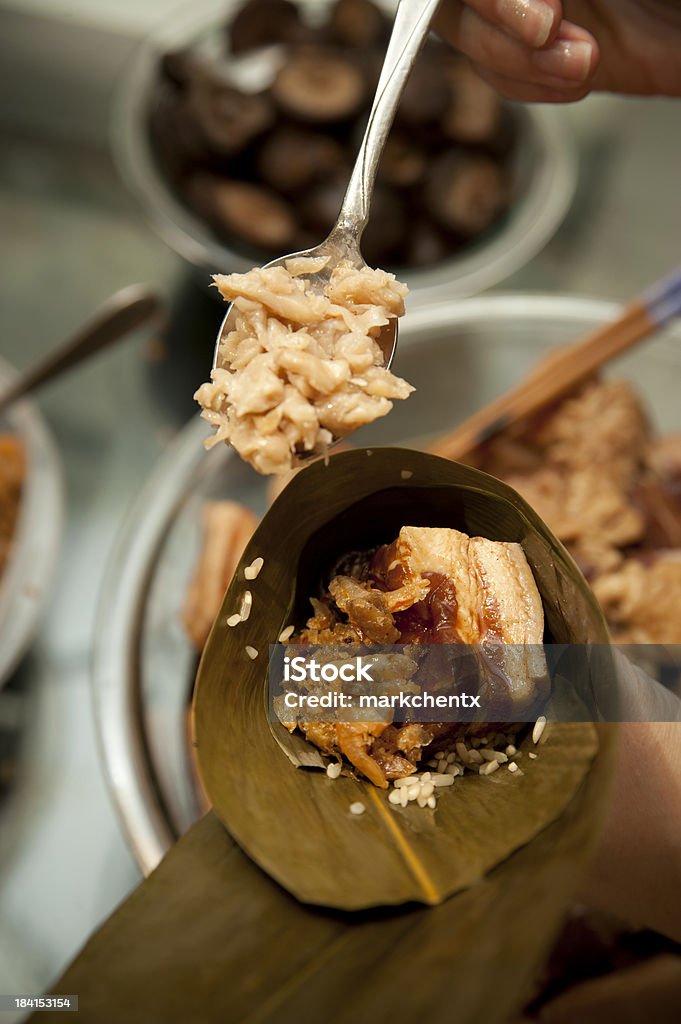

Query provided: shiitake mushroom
[229,0,303,53]
[160,50,209,89]
[327,0,389,49]
[150,94,209,179]
[298,178,347,235]
[272,47,369,123]
[362,185,409,265]
[376,133,427,188]
[441,60,504,145]
[188,175,298,250]
[189,78,274,156]
[395,59,451,128]
[300,179,407,264]
[255,127,347,193]
[425,152,510,237]
[483,105,517,160]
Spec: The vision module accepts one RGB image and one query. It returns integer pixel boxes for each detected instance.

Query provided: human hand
[581,649,681,943]
[435,0,681,102]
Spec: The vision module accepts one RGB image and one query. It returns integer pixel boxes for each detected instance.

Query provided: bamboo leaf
[194,449,612,910]
[37,714,616,1024]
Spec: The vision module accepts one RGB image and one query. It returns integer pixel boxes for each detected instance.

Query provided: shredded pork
[195,257,412,475]
[473,378,681,642]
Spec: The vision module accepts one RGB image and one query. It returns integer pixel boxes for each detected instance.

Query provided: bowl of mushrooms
[113,0,577,298]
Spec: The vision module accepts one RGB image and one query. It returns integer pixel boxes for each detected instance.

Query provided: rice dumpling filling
[288,526,548,788]
[194,257,412,475]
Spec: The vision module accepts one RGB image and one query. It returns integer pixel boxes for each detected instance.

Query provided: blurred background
[1,0,681,1016]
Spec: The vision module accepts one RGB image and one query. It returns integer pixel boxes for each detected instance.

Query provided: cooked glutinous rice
[388,770,455,812]
[244,556,264,580]
[533,716,547,744]
[239,590,253,621]
[227,613,242,627]
[245,645,258,660]
[388,728,537,810]
[349,801,365,816]
[194,259,412,475]
[278,625,295,643]
[326,762,342,780]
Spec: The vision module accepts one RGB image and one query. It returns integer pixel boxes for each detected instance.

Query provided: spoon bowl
[212,241,399,376]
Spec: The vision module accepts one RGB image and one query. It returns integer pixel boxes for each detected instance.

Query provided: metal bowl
[111,0,577,298]
[0,358,63,688]
[92,293,681,874]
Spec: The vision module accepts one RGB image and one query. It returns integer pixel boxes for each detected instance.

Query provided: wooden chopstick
[430,267,681,462]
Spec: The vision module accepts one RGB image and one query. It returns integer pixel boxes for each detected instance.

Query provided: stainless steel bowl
[92,293,681,874]
[111,0,577,297]
[0,357,63,687]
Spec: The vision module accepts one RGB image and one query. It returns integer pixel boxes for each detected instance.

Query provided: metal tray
[92,294,681,873]
[0,357,63,688]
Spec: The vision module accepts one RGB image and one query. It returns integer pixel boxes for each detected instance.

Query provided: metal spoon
[0,285,162,415]
[212,0,443,386]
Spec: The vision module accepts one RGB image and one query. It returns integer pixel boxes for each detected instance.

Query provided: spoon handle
[0,284,162,415]
[333,0,443,243]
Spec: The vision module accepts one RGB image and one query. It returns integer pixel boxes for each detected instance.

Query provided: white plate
[0,358,64,687]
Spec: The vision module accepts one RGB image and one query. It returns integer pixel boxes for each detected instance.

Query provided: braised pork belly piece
[286,525,548,787]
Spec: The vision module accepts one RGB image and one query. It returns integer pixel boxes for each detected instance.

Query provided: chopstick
[0,285,162,416]
[430,266,681,462]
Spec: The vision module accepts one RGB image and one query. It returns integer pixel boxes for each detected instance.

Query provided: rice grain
[239,590,253,622]
[394,776,418,788]
[431,774,455,787]
[244,556,264,580]
[532,716,547,744]
[456,742,471,764]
